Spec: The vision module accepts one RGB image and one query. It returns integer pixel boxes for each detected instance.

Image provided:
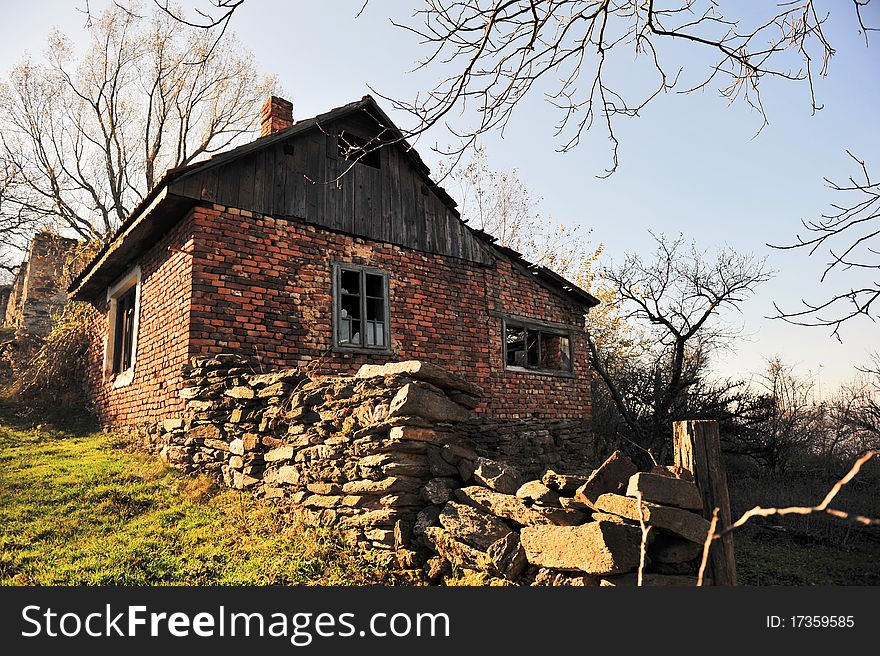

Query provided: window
[503,318,573,375]
[105,267,141,386]
[337,131,381,168]
[113,286,137,373]
[333,263,390,350]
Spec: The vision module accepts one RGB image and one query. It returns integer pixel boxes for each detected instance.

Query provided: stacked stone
[153,356,713,584]
[417,450,713,586]
[458,419,595,479]
[156,358,484,555]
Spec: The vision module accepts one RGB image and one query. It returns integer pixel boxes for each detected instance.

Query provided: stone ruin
[1,232,79,337]
[148,355,713,585]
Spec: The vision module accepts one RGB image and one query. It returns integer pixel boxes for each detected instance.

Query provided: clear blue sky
[2,1,877,392]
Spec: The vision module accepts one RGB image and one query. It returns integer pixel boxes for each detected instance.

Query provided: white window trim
[104,266,142,388]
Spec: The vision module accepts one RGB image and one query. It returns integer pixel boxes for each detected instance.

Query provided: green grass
[0,405,397,586]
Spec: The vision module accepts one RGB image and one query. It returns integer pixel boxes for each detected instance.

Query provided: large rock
[650,465,695,482]
[162,418,185,432]
[438,502,512,551]
[342,476,424,495]
[388,426,447,442]
[248,369,304,388]
[423,478,456,505]
[516,481,560,506]
[414,506,442,538]
[224,386,255,399]
[649,534,704,563]
[592,493,710,544]
[388,383,471,423]
[422,527,485,571]
[520,522,642,575]
[187,424,222,442]
[473,457,522,494]
[486,532,528,581]
[454,486,551,527]
[626,472,703,511]
[356,361,483,397]
[532,569,600,587]
[574,450,638,508]
[530,505,587,526]
[265,445,296,462]
[542,470,590,495]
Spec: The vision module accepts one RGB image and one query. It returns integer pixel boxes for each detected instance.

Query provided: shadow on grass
[0,394,98,438]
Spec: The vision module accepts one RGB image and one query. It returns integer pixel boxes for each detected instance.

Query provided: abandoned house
[69,95,600,470]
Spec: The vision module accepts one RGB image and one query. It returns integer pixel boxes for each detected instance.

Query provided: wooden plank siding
[168,116,492,266]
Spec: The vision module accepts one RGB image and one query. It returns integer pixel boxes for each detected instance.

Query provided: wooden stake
[673,420,737,586]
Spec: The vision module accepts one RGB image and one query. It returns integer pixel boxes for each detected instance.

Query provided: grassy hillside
[0,404,396,586]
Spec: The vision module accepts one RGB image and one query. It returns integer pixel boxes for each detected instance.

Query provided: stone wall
[459,418,595,479]
[148,357,714,585]
[3,232,79,336]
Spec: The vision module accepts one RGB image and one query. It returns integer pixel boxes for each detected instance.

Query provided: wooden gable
[168,108,493,265]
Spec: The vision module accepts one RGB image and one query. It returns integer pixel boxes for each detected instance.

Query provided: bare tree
[0,1,275,247]
[440,144,593,277]
[586,234,771,459]
[374,1,874,174]
[771,151,879,339]
[735,358,822,475]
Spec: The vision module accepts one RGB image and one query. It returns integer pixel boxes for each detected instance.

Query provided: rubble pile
[152,356,712,584]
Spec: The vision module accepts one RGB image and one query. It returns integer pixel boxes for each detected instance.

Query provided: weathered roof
[69,95,598,309]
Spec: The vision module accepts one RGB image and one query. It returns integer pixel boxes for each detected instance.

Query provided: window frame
[104,266,142,388]
[502,316,575,377]
[331,262,391,354]
[336,130,382,169]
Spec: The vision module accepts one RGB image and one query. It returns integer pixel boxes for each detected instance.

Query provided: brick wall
[84,203,593,428]
[188,204,592,422]
[83,213,196,426]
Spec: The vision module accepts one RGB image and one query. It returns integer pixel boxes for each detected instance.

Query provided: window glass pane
[340,269,361,295]
[366,321,385,347]
[113,297,125,373]
[505,324,526,367]
[122,294,135,371]
[560,336,572,371]
[339,319,361,345]
[526,329,540,367]
[339,318,350,344]
[365,273,384,298]
[366,297,384,321]
[340,294,360,320]
[539,332,564,370]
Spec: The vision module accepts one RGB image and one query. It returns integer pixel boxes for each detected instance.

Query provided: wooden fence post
[673,420,737,586]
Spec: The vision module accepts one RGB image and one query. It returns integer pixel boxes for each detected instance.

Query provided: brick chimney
[260,96,293,137]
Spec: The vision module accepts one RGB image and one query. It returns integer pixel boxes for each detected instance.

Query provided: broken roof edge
[467,228,600,310]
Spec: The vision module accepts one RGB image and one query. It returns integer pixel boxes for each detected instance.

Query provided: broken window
[504,319,573,374]
[105,266,141,386]
[113,287,137,373]
[337,131,381,169]
[334,263,390,350]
